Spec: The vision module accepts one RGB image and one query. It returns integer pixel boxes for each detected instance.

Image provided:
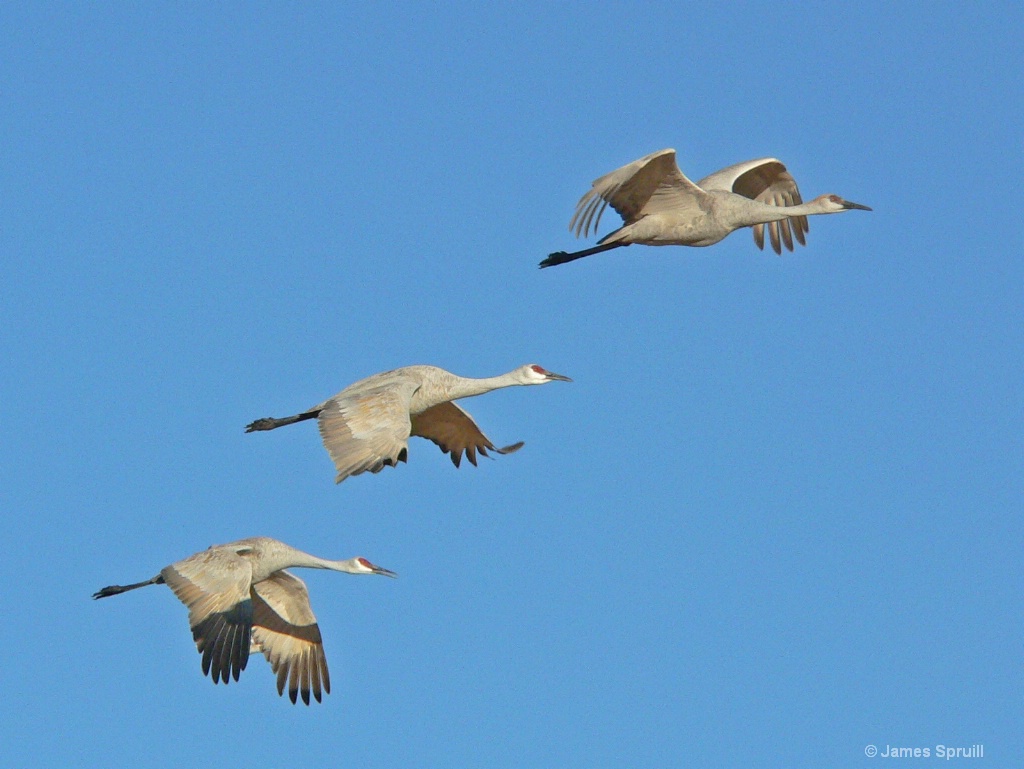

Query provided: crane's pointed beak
[373,565,398,578]
[841,199,872,211]
[544,371,573,383]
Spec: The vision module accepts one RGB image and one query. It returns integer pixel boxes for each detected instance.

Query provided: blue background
[2,3,1020,767]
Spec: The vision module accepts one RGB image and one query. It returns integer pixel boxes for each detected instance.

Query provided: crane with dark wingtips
[93,536,396,705]
[246,363,572,484]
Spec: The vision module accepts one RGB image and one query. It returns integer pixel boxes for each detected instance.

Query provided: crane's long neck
[284,551,365,574]
[443,371,523,401]
[256,540,364,574]
[726,195,825,229]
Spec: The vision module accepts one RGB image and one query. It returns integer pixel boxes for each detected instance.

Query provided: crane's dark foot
[246,410,319,432]
[93,585,128,599]
[539,242,622,268]
[92,575,163,599]
[245,417,281,432]
[539,251,572,269]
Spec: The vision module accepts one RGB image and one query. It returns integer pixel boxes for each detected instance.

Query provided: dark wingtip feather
[276,666,287,697]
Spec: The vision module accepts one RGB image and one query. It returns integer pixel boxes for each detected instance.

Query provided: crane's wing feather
[698,158,809,254]
[695,157,783,192]
[317,382,418,483]
[569,149,703,238]
[411,401,523,469]
[160,548,253,685]
[250,571,329,705]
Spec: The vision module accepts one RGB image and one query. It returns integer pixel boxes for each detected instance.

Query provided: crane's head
[519,364,573,385]
[817,193,872,213]
[353,557,397,578]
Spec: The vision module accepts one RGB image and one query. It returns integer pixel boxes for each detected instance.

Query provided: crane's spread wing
[317,382,418,483]
[411,401,523,468]
[250,571,329,705]
[697,158,809,255]
[160,548,254,685]
[569,149,704,238]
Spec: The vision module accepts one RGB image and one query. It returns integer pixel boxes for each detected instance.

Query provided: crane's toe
[245,418,276,432]
[539,251,572,268]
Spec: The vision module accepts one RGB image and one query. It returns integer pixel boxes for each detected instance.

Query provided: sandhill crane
[93,537,395,705]
[246,364,572,484]
[540,148,871,268]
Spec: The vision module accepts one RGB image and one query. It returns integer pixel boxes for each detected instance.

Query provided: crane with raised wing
[541,149,870,267]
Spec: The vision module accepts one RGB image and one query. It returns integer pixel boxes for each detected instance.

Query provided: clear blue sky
[3,3,1020,767]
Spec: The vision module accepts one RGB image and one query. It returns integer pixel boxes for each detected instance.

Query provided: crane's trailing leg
[539,242,625,268]
[245,410,320,432]
[93,575,164,599]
